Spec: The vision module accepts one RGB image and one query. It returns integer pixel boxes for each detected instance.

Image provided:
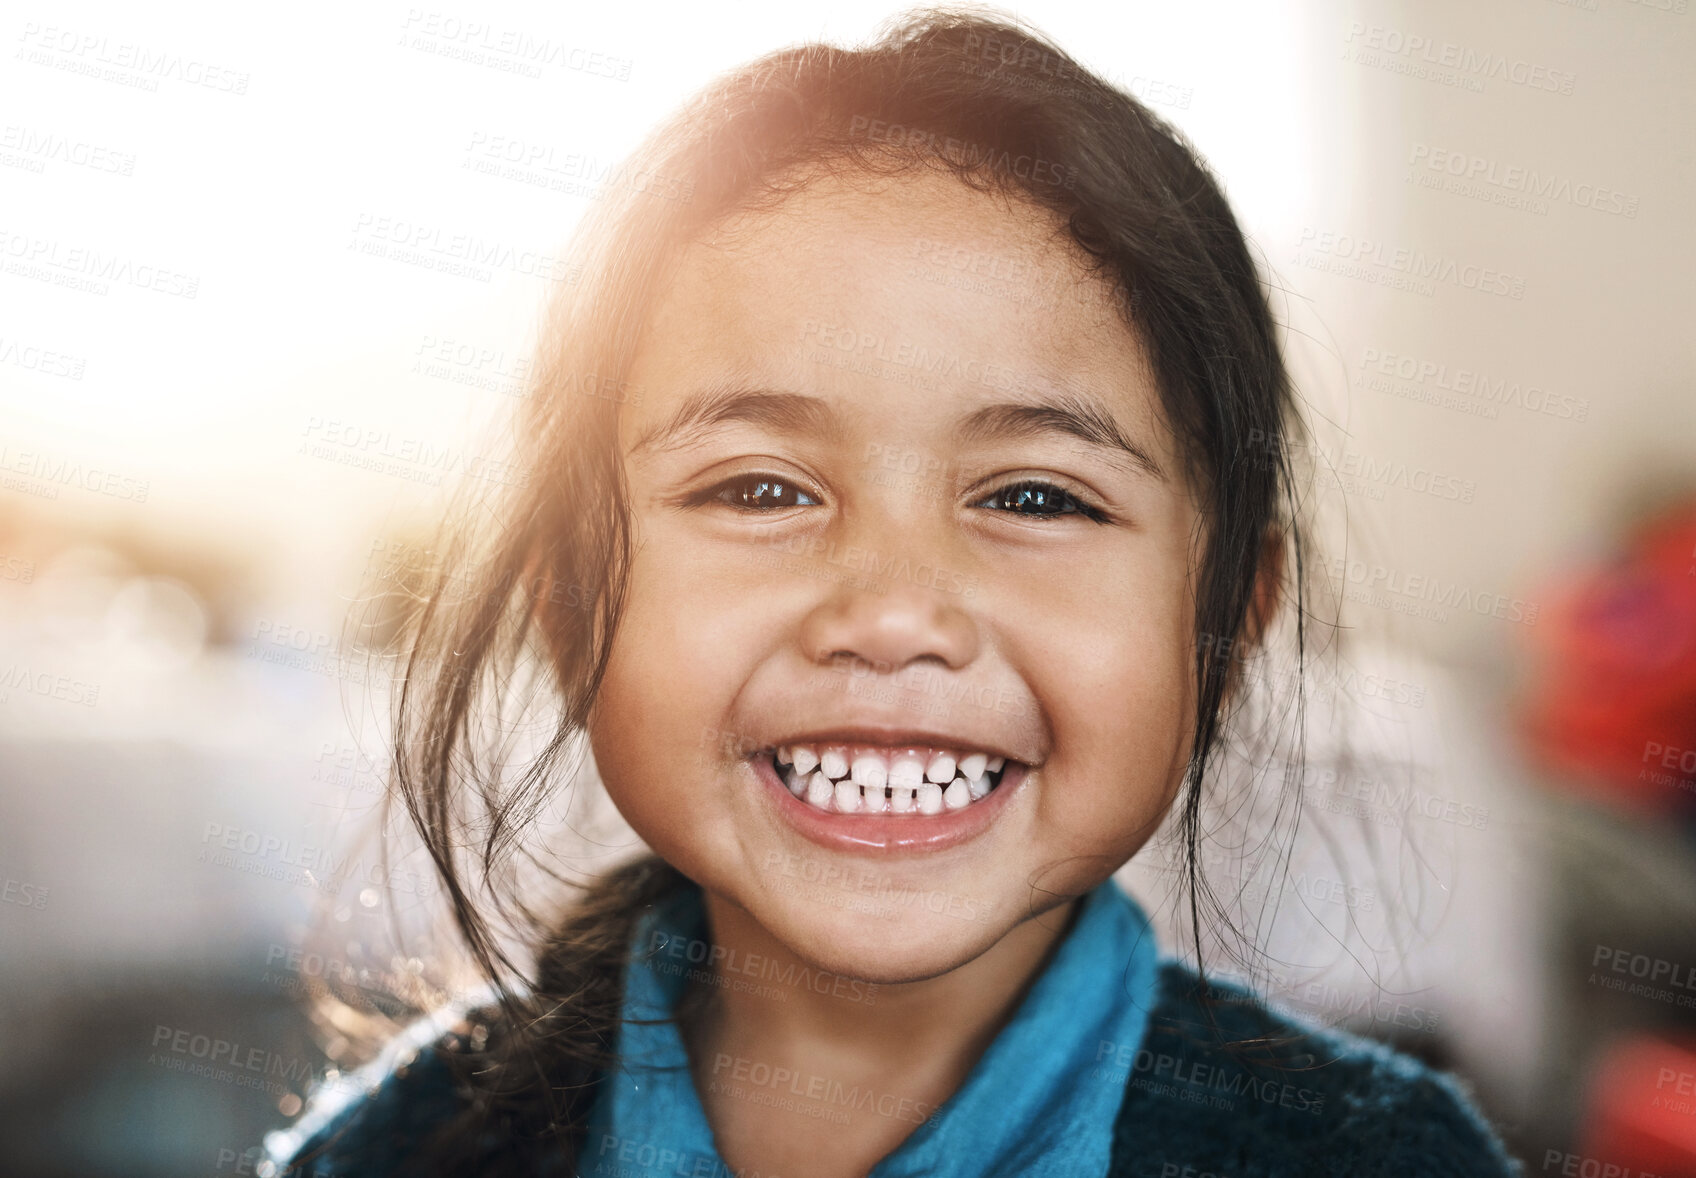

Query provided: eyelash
[691,472,1109,522]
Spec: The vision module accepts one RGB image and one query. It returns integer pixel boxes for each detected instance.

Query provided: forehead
[623,168,1171,466]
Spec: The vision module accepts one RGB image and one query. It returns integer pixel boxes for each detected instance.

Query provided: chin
[749,890,1016,985]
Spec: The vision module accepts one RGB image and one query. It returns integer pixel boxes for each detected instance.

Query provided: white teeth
[776,743,1008,815]
[850,750,889,789]
[834,779,861,813]
[820,746,850,780]
[888,751,926,788]
[806,772,834,808]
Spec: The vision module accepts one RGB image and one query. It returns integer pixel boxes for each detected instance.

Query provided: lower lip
[751,754,1030,853]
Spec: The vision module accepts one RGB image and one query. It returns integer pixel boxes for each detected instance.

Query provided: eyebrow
[956,391,1166,482]
[630,383,1166,481]
[630,384,836,458]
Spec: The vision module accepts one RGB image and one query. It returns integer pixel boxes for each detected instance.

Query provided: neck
[681,889,1083,1096]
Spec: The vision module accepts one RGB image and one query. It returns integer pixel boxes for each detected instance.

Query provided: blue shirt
[262,868,1525,1177]
[579,874,1160,1178]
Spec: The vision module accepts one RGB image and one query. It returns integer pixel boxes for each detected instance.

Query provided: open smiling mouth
[765,744,1013,816]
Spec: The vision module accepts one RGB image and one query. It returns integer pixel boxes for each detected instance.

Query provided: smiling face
[584,167,1203,983]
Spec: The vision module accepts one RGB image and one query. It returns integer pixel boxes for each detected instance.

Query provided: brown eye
[976,480,1106,522]
[700,474,821,511]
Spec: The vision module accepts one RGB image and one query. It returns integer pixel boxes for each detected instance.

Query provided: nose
[798,572,980,674]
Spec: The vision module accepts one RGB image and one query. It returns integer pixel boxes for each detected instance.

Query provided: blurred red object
[1518,500,1696,815]
[1581,1035,1696,1178]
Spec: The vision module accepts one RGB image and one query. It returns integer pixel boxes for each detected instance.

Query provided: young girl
[265,10,1521,1177]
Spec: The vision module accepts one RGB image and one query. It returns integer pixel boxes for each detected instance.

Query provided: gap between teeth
[774,750,1005,815]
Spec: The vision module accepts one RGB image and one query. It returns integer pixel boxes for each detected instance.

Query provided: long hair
[316,7,1317,1172]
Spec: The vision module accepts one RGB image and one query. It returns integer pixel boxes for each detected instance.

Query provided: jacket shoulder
[261,1008,482,1176]
[1107,961,1523,1178]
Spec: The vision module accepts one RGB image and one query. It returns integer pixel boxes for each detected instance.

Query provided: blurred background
[1,0,1692,1173]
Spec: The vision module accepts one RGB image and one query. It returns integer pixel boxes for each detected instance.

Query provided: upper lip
[758,726,1024,763]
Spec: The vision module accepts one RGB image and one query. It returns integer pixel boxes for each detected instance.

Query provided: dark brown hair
[314,7,1316,1172]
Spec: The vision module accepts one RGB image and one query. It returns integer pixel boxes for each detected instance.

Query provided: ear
[1219,528,1286,707]
[1242,528,1286,652]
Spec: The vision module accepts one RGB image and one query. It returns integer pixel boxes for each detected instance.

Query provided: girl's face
[586,169,1202,983]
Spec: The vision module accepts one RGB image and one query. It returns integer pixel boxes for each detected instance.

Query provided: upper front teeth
[850,751,888,789]
[819,747,850,779]
[773,742,1010,815]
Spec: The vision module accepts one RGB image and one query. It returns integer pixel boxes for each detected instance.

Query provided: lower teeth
[771,754,1003,815]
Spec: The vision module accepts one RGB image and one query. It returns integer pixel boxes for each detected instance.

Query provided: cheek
[585,544,764,855]
[1018,550,1197,848]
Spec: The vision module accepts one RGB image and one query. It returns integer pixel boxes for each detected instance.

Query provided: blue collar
[581,873,1159,1178]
